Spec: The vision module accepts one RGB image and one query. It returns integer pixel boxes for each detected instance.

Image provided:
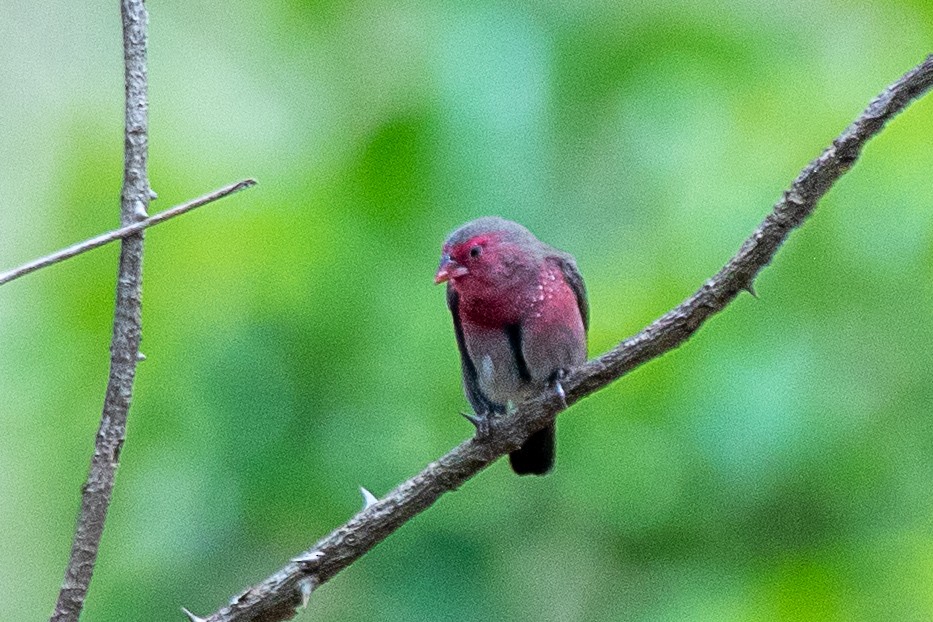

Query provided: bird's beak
[434,254,468,284]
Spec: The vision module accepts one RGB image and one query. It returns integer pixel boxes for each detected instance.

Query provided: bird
[434,217,588,475]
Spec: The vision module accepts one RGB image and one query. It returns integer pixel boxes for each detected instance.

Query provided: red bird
[435,217,588,475]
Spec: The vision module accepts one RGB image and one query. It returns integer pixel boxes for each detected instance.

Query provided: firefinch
[435,217,588,475]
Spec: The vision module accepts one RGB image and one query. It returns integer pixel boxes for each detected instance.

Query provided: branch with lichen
[188,55,933,622]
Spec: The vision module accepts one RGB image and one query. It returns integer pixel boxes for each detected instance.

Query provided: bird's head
[434,234,493,285]
[435,217,540,291]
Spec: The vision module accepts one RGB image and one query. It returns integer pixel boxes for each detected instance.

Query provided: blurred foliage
[1,1,933,620]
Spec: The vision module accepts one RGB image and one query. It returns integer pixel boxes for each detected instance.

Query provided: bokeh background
[2,1,933,620]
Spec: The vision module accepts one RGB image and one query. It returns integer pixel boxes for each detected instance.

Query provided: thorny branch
[194,55,933,622]
[49,2,150,621]
[0,180,256,287]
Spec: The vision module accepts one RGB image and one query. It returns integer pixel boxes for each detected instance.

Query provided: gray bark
[49,2,150,620]
[197,53,933,622]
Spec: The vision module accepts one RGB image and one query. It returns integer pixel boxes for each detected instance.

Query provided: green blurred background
[2,1,933,620]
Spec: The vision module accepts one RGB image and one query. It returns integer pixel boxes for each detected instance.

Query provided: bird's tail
[509,424,555,476]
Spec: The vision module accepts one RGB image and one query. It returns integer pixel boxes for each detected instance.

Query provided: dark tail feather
[509,424,555,476]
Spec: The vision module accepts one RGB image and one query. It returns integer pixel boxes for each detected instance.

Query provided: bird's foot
[461,410,493,438]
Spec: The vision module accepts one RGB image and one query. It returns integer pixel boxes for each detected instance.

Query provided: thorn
[298,577,316,609]
[181,607,207,622]
[461,411,491,438]
[360,486,378,510]
[136,351,147,361]
[460,411,482,428]
[149,187,158,200]
[291,550,324,566]
[743,283,758,298]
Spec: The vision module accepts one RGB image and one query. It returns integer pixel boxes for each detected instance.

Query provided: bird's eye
[470,245,483,259]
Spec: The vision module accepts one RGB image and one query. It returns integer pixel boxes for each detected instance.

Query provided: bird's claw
[461,411,493,438]
[554,380,568,409]
[552,369,569,409]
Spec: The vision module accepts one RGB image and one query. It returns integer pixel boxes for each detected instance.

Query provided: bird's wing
[554,253,589,332]
[447,285,495,414]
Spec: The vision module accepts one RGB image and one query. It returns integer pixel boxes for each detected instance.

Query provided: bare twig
[0,180,256,287]
[49,2,150,620]
[197,54,933,622]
